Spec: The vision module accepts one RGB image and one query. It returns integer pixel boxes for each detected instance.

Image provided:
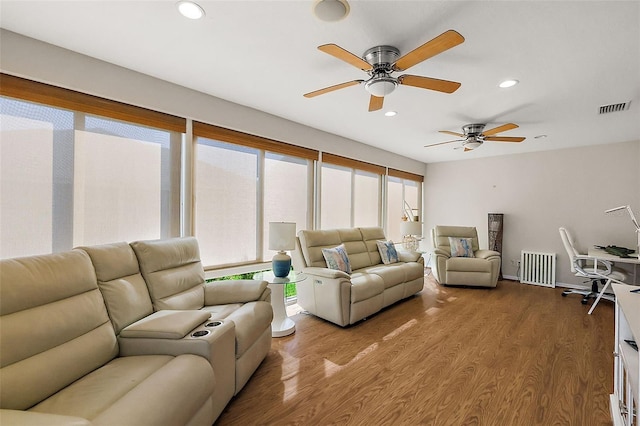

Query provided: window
[1,75,184,259]
[0,99,68,258]
[195,139,259,267]
[193,122,316,269]
[74,115,178,246]
[320,163,351,229]
[263,152,310,261]
[320,153,384,229]
[386,169,423,242]
[354,169,380,227]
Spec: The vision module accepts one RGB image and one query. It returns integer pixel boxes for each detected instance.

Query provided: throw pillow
[376,240,399,264]
[322,244,352,274]
[449,237,474,258]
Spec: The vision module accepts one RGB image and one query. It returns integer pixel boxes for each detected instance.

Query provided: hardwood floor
[216,273,615,425]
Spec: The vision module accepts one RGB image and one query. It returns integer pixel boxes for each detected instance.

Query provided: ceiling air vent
[599,101,631,114]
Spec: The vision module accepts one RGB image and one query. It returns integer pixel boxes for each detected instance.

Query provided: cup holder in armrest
[205,321,222,327]
[191,330,211,338]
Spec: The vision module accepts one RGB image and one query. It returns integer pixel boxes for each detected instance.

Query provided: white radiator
[520,251,556,287]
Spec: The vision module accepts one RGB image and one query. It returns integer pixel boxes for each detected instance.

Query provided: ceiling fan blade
[318,44,373,71]
[398,75,461,94]
[484,136,526,142]
[368,95,384,112]
[424,140,461,148]
[482,123,519,136]
[393,30,465,72]
[464,148,473,152]
[439,130,465,137]
[303,80,363,98]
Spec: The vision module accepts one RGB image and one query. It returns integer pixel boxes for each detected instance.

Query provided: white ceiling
[1,0,639,163]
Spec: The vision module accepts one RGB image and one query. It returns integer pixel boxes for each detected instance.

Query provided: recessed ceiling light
[313,0,350,22]
[499,79,519,88]
[177,1,205,19]
[384,111,397,117]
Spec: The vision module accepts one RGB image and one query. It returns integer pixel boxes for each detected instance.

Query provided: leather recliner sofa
[0,237,272,425]
[431,225,501,288]
[292,227,425,327]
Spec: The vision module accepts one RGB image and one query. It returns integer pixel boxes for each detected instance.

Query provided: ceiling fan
[303,30,465,112]
[426,123,526,151]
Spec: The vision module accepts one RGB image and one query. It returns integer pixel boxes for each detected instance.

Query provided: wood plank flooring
[216,272,615,425]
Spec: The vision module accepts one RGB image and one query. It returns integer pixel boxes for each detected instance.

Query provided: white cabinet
[612,283,640,426]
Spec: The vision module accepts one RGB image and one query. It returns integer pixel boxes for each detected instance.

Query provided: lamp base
[272,252,291,277]
[402,235,418,251]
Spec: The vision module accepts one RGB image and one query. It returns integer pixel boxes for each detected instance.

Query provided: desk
[611,283,640,425]
[253,271,306,337]
[588,248,640,285]
[586,248,640,315]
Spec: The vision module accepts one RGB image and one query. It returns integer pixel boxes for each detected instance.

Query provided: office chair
[559,227,627,312]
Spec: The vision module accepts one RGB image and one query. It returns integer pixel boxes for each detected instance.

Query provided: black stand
[488,213,504,280]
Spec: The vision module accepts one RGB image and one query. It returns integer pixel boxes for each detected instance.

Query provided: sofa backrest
[0,250,118,410]
[358,227,387,266]
[296,227,388,271]
[433,226,480,252]
[297,229,343,268]
[130,237,206,311]
[81,242,154,334]
[337,228,371,270]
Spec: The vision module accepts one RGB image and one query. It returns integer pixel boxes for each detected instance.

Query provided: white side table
[253,271,306,337]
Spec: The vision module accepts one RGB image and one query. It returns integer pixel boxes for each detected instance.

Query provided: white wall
[425,140,640,286]
[0,29,425,176]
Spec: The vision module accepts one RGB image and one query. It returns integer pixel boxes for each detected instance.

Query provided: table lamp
[269,222,296,277]
[605,205,640,255]
[400,220,422,251]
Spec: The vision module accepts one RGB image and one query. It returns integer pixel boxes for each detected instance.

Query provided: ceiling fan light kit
[313,0,350,22]
[428,123,526,152]
[304,30,465,112]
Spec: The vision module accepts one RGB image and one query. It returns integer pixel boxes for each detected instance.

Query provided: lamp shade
[269,222,296,251]
[401,221,422,236]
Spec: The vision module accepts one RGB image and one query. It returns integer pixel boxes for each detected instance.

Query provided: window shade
[0,73,186,133]
[388,168,424,182]
[322,152,386,176]
[193,121,318,160]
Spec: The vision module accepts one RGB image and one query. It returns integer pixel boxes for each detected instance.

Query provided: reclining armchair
[431,225,501,288]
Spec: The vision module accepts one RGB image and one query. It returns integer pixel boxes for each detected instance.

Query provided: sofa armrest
[397,251,422,263]
[119,310,210,339]
[474,249,501,260]
[0,409,91,426]
[301,267,350,279]
[204,279,269,305]
[432,248,451,258]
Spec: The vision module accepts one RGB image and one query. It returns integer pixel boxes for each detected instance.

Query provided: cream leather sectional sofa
[292,227,425,327]
[0,237,272,426]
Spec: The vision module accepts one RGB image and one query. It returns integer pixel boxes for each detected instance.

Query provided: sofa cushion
[376,240,399,264]
[446,256,493,272]
[435,226,480,252]
[350,273,385,302]
[359,227,387,266]
[29,354,214,426]
[81,242,154,334]
[298,229,343,268]
[337,228,371,270]
[322,244,352,274]
[364,263,407,288]
[131,237,205,311]
[449,237,474,258]
[0,250,118,410]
